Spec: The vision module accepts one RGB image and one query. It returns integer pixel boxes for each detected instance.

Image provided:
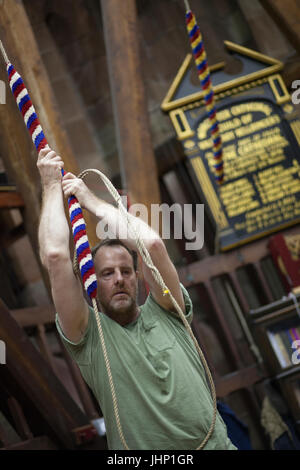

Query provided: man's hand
[37,147,64,189]
[61,172,92,209]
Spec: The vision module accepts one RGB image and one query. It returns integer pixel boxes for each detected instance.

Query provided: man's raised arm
[37,148,89,343]
[62,172,185,315]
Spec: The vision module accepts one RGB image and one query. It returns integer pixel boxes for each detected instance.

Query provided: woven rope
[0,40,9,64]
[184,0,191,11]
[76,168,217,450]
[91,297,129,449]
[185,9,224,184]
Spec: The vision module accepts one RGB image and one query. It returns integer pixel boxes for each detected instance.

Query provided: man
[37,147,236,450]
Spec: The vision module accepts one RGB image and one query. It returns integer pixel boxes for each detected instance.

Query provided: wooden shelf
[0,190,24,209]
[250,296,300,424]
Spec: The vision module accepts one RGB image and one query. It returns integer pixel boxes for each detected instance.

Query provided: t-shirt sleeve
[147,283,193,325]
[55,306,96,366]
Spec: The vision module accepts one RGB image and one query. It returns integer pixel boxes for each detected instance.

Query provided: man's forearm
[39,182,70,264]
[83,191,160,251]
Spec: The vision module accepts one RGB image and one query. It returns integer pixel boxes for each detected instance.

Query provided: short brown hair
[92,239,138,271]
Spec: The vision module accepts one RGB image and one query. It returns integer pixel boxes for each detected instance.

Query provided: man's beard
[102,296,135,316]
[98,290,139,323]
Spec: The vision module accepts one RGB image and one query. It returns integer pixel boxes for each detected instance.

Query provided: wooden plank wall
[260,0,300,53]
[160,161,300,449]
[0,300,107,450]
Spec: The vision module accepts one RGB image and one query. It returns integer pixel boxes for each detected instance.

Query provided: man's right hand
[37,146,64,189]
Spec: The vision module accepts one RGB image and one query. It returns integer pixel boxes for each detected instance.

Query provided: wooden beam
[178,225,300,287]
[101,0,161,213]
[205,280,243,369]
[0,0,98,271]
[4,435,58,450]
[0,420,12,448]
[0,72,51,295]
[260,0,300,54]
[56,332,100,422]
[0,191,24,209]
[215,364,266,398]
[0,298,106,449]
[0,223,26,249]
[10,304,55,328]
[7,396,33,440]
[0,2,77,175]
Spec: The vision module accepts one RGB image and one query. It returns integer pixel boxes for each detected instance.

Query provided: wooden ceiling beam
[101,0,161,213]
[0,298,106,449]
[260,0,300,53]
[0,1,98,284]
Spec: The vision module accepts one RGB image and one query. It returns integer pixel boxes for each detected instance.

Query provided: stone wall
[23,0,296,181]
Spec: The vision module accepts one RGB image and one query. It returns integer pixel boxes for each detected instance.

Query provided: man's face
[94,244,138,322]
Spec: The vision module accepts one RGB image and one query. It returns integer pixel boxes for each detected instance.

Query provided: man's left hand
[62,172,90,209]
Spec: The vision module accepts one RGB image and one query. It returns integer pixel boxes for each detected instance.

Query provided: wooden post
[0,1,98,274]
[0,60,52,295]
[0,298,106,449]
[0,1,77,173]
[260,0,300,54]
[100,0,161,215]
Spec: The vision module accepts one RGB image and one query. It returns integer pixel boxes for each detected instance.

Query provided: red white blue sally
[7,61,97,300]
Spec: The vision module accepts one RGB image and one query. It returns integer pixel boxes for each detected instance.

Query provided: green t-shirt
[56,285,236,450]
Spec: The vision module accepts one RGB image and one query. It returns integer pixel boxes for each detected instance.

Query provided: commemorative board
[162,42,300,251]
